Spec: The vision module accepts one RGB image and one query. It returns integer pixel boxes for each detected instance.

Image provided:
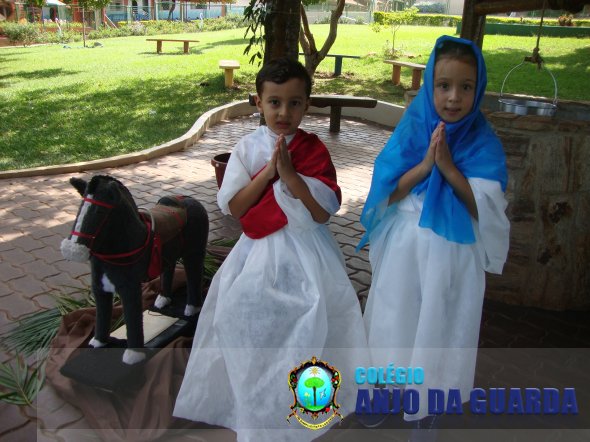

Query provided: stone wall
[485,111,590,311]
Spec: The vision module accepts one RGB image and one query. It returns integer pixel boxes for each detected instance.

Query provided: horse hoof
[184,304,199,316]
[89,337,107,348]
[123,349,146,365]
[154,295,172,309]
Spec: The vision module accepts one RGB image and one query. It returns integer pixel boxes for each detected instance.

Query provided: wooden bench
[248,93,377,133]
[219,60,240,88]
[299,53,361,77]
[146,38,199,54]
[384,60,426,90]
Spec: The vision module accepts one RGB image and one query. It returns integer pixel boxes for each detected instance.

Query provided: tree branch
[299,3,317,54]
[318,0,345,58]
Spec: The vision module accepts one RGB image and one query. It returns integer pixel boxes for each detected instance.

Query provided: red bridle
[70,197,116,244]
[70,196,153,266]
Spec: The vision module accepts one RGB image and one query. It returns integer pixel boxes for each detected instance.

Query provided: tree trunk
[299,0,345,77]
[263,0,301,64]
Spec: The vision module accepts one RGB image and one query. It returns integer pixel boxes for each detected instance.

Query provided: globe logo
[296,366,334,412]
[287,356,342,430]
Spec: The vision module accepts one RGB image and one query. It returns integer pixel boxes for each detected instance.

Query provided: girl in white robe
[359,36,510,424]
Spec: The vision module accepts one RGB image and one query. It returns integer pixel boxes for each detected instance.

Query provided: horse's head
[61,175,135,262]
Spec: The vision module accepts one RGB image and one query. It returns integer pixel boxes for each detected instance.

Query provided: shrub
[372,8,419,57]
[1,22,40,46]
[373,12,590,28]
[202,14,244,31]
[42,29,79,44]
[87,26,127,39]
[0,14,254,46]
[129,21,147,35]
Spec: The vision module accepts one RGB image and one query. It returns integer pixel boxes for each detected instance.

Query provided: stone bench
[248,93,377,133]
[146,38,199,54]
[219,60,240,88]
[384,60,426,90]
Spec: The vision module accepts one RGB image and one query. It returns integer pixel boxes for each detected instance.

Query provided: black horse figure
[61,175,209,365]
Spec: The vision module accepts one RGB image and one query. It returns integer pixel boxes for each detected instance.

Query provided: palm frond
[210,237,239,247]
[0,309,61,357]
[0,355,45,406]
[0,288,96,357]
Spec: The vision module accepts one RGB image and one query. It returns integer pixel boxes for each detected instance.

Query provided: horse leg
[118,282,146,365]
[154,261,176,309]
[182,199,209,316]
[89,268,113,348]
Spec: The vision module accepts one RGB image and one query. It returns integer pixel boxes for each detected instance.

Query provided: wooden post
[411,69,422,91]
[460,0,486,48]
[329,106,342,133]
[392,65,401,85]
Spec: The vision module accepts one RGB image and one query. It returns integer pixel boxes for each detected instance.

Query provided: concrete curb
[0,98,404,180]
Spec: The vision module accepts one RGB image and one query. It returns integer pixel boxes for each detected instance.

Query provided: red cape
[240,129,341,239]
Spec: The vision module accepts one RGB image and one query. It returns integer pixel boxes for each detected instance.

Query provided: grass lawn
[1,25,588,171]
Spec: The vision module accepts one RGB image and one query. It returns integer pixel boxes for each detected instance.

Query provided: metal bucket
[498,98,557,116]
[498,61,558,117]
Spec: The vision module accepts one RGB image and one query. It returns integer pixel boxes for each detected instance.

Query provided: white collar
[263,126,297,145]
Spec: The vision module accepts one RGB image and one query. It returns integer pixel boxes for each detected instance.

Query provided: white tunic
[363,178,509,421]
[174,126,368,441]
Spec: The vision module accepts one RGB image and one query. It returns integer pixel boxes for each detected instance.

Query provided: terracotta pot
[211,153,231,189]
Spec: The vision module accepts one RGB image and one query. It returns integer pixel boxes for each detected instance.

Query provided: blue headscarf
[358,35,507,249]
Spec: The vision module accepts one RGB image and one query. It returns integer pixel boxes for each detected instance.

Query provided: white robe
[174,126,368,441]
[363,178,510,421]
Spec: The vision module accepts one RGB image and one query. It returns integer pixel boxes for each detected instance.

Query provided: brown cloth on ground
[44,293,222,441]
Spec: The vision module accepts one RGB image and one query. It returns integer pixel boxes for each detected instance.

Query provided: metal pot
[499,61,558,117]
[498,98,557,116]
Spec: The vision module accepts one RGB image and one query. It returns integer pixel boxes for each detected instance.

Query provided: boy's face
[255,78,309,136]
[433,58,476,123]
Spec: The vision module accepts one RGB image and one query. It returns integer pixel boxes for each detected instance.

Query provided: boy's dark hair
[435,40,477,67]
[255,57,312,98]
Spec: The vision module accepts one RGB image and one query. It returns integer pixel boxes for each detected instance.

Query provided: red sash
[240,129,341,239]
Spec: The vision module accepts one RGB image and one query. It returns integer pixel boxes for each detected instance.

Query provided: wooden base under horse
[61,175,209,365]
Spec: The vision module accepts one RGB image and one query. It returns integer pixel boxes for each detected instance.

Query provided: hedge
[373,12,590,28]
[0,15,246,45]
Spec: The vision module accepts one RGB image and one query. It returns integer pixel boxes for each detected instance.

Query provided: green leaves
[0,288,101,406]
[76,0,112,10]
[0,288,95,358]
[0,355,45,407]
[0,308,61,358]
[243,0,267,65]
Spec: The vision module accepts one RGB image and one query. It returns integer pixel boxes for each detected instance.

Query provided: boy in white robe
[174,58,368,442]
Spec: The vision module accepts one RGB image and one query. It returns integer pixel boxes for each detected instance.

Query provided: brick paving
[0,113,588,441]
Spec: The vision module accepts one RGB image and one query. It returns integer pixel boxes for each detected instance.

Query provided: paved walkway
[1,113,588,441]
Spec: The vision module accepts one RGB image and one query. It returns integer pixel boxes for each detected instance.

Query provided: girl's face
[433,57,477,123]
[255,78,309,136]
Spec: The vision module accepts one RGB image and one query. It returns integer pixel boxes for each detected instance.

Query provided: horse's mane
[87,175,138,212]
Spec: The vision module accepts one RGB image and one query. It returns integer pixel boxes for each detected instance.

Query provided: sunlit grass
[0,25,587,170]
